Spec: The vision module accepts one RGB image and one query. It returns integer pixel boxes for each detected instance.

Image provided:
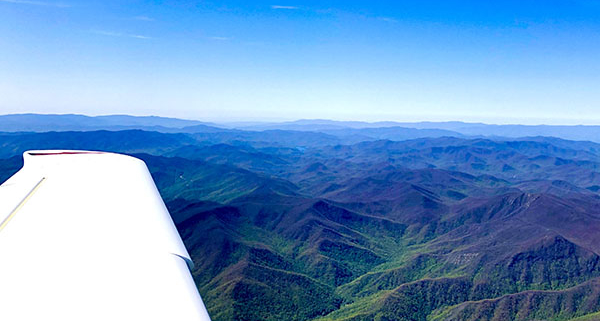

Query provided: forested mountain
[6,114,600,143]
[2,127,600,321]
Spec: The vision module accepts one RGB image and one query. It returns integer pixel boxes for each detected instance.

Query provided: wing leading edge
[0,150,211,320]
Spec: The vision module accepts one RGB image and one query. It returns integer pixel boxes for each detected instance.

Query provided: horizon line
[2,112,600,127]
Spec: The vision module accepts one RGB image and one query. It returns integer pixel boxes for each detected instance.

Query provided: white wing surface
[0,150,211,320]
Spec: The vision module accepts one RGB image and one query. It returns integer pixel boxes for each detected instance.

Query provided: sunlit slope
[3,131,600,320]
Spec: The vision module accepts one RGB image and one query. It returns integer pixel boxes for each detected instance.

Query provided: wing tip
[23,150,145,163]
[26,151,106,156]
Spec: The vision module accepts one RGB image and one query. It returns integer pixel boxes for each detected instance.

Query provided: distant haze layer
[3,113,600,143]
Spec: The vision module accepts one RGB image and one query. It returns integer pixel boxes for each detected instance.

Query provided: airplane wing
[0,150,212,320]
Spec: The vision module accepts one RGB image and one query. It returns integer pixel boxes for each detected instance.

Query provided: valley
[2,124,600,321]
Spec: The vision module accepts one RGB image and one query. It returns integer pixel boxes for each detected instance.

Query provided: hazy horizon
[4,112,600,127]
[2,1,600,124]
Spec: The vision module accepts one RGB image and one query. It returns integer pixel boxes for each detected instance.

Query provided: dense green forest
[3,123,600,320]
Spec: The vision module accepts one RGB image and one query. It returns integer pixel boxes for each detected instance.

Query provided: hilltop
[2,124,600,320]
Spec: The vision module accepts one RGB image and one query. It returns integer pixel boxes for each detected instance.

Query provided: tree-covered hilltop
[3,129,600,320]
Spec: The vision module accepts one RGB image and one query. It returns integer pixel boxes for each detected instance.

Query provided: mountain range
[5,113,600,143]
[2,114,600,320]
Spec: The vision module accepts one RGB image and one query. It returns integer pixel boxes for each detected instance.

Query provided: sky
[1,0,600,124]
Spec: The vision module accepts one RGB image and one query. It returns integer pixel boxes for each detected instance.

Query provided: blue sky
[1,0,600,124]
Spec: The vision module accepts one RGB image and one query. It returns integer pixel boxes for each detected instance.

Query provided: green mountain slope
[3,130,600,320]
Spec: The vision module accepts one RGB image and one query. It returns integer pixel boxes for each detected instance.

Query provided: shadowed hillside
[2,129,600,320]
